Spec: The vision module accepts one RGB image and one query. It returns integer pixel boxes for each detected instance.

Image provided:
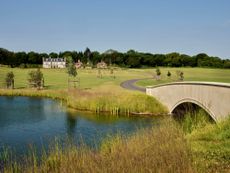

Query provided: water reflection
[0,96,160,158]
[0,96,46,128]
[66,112,77,139]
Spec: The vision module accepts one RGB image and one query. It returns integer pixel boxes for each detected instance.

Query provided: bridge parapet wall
[146,82,230,122]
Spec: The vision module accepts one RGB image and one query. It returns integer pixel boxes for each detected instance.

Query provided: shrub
[28,69,44,89]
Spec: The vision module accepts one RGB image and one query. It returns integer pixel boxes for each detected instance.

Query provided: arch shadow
[170,98,217,122]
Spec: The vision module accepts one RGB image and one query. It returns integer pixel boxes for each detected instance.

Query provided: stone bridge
[146,82,230,122]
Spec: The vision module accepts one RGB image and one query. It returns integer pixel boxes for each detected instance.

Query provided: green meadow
[0,66,145,89]
[136,67,230,87]
[1,66,230,90]
[0,66,169,115]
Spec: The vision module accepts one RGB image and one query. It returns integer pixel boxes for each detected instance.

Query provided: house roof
[44,58,65,62]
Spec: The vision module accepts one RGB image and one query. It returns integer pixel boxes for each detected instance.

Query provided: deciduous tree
[5,71,14,89]
[28,69,44,89]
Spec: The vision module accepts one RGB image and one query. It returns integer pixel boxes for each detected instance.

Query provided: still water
[0,96,161,157]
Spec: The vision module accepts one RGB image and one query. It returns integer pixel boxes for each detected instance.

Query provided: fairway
[136,67,230,87]
[1,66,230,89]
[0,67,146,89]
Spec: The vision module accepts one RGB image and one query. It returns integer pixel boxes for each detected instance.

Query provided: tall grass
[2,119,195,173]
[169,109,230,172]
[1,99,229,172]
[0,86,168,116]
[67,86,168,115]
[187,116,230,172]
[179,109,214,134]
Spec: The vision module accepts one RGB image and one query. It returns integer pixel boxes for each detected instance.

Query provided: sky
[0,0,230,59]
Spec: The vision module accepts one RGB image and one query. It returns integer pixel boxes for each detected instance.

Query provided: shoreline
[0,88,168,117]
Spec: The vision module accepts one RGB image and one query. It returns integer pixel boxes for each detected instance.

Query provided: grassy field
[136,67,230,87]
[1,66,230,90]
[1,66,229,115]
[0,66,168,115]
[1,66,230,172]
[0,66,146,89]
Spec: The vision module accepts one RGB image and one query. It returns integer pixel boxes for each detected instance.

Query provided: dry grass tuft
[3,119,195,173]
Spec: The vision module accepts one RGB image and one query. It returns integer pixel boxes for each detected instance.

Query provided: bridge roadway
[146,82,230,122]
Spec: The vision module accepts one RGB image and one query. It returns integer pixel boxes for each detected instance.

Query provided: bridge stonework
[146,82,230,122]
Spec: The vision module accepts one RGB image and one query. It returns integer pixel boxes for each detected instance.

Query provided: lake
[0,96,161,158]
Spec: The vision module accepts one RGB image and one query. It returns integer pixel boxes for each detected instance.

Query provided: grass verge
[176,110,230,172]
[188,117,230,172]
[0,86,168,116]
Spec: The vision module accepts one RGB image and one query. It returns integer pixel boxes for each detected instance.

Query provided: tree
[28,69,44,89]
[223,60,230,68]
[28,52,42,64]
[91,51,101,65]
[110,68,115,78]
[167,71,171,78]
[155,67,161,80]
[5,72,14,89]
[15,52,28,67]
[97,69,102,78]
[84,47,92,65]
[49,52,58,59]
[67,57,78,88]
[179,71,184,81]
[67,58,77,77]
[125,50,141,68]
[176,70,184,81]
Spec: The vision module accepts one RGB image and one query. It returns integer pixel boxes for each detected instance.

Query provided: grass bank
[66,86,167,115]
[188,117,230,172]
[2,119,194,173]
[0,86,168,116]
[176,110,230,172]
[1,110,230,172]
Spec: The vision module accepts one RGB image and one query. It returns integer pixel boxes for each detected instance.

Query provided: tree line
[0,47,230,68]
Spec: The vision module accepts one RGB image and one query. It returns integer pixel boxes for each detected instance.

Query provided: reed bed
[0,86,168,116]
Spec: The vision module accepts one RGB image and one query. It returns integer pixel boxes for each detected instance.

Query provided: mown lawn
[0,67,146,89]
[1,66,230,89]
[136,67,230,87]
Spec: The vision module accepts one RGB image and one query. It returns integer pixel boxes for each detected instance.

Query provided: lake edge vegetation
[0,88,168,116]
[2,113,230,173]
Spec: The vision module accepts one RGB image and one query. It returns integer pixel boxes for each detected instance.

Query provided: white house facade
[43,58,66,68]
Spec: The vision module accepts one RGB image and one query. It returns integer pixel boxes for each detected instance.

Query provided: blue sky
[0,0,230,58]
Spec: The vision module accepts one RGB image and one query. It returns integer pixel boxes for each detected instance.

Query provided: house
[75,60,83,69]
[97,61,107,69]
[43,58,66,68]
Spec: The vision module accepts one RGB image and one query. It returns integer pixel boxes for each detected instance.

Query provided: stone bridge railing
[146,82,230,122]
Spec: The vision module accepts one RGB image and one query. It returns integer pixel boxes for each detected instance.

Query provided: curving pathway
[120,78,148,92]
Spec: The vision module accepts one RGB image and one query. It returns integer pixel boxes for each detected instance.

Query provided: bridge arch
[170,98,217,121]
